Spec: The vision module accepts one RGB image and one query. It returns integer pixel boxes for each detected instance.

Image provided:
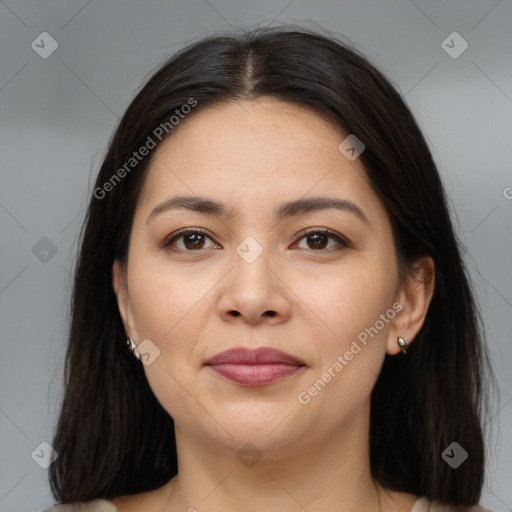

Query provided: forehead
[137,98,378,220]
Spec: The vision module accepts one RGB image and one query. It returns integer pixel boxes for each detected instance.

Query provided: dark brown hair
[49,25,494,510]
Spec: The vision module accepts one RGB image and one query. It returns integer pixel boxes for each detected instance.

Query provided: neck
[158,399,416,512]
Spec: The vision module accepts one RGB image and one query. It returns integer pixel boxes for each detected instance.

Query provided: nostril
[264,311,276,317]
[230,311,241,317]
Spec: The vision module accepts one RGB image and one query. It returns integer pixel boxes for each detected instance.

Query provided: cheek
[293,272,393,419]
[292,255,398,407]
[295,262,396,344]
[127,260,211,423]
[128,255,211,342]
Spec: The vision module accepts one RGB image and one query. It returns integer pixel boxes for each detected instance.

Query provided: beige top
[43,496,493,511]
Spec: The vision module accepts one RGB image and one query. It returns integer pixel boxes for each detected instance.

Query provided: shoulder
[42,499,118,512]
[413,497,494,512]
[43,480,174,512]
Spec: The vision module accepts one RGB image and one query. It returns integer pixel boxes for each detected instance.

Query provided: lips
[205,347,306,386]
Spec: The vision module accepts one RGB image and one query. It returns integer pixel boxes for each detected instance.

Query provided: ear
[386,256,435,355]
[112,259,138,340]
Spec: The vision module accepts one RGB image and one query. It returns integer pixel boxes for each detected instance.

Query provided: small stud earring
[127,336,142,362]
[397,336,408,354]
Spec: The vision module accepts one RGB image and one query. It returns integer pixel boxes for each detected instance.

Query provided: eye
[162,227,351,253]
[292,228,351,252]
[163,228,219,252]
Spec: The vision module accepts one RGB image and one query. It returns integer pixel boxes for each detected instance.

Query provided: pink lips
[204,347,306,386]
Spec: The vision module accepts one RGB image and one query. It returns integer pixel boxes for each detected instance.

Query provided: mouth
[204,346,307,386]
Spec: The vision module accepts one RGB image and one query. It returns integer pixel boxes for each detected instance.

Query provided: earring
[397,336,408,354]
[127,336,142,361]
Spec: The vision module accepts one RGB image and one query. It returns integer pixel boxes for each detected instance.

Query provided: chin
[206,405,312,451]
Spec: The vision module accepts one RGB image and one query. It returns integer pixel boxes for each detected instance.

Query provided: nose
[217,245,292,326]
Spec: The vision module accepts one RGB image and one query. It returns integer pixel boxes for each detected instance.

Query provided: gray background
[1,1,511,511]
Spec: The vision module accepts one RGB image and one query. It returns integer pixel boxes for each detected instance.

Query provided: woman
[44,26,494,512]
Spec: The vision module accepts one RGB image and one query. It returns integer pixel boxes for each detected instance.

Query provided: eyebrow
[146,195,370,225]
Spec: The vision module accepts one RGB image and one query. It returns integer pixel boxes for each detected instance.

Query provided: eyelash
[162,227,351,253]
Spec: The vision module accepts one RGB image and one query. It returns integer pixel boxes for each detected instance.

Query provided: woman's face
[113,98,426,455]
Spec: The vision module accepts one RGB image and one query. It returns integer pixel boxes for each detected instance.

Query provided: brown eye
[306,232,329,250]
[163,227,350,253]
[182,232,206,250]
[163,229,218,252]
[294,228,350,252]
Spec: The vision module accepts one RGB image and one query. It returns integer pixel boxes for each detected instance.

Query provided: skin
[111,98,435,512]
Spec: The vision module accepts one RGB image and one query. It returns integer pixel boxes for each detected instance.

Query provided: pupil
[309,233,327,249]
[185,233,204,249]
